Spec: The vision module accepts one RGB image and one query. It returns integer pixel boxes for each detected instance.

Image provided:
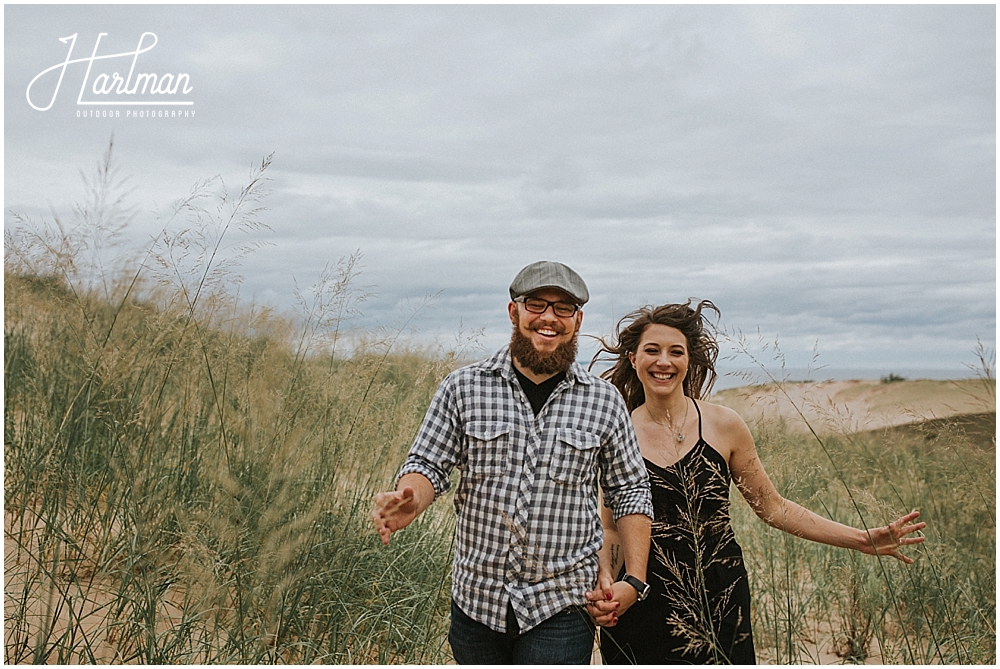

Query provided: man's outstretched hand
[372,486,420,545]
[372,473,436,545]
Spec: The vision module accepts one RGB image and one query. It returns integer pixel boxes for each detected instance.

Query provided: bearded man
[372,261,653,665]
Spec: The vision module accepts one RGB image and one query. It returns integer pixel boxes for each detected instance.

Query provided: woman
[586,301,926,664]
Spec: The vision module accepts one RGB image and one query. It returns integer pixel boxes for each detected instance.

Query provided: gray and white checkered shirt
[398,346,653,634]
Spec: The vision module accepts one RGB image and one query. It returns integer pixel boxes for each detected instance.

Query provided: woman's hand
[859,510,927,564]
[585,567,617,627]
[585,581,640,627]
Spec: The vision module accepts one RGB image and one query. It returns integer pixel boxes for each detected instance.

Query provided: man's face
[507,288,583,375]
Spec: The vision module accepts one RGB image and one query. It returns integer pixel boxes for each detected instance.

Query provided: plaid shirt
[398,346,653,633]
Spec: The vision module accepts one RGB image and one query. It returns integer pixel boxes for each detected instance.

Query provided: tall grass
[4,145,462,663]
[5,144,994,664]
[720,331,995,664]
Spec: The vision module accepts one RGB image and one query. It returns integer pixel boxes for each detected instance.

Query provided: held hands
[860,510,927,564]
[585,568,639,627]
[371,486,418,546]
[584,567,616,626]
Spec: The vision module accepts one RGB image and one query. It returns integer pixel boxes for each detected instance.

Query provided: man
[372,260,652,664]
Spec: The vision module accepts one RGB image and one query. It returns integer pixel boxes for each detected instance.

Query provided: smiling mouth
[649,371,675,381]
[532,327,561,338]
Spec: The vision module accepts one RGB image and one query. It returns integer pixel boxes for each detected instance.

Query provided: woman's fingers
[894,511,925,532]
[900,521,927,536]
[885,512,927,563]
[586,600,619,627]
[889,511,926,542]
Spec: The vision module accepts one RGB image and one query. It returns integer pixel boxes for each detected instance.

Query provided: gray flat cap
[509,260,589,305]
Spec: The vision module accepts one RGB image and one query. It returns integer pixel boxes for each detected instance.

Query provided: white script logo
[27,33,194,111]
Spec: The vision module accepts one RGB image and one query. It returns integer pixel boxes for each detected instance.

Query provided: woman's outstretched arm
[723,406,926,563]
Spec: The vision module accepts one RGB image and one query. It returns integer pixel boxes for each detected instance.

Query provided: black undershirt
[512,367,566,416]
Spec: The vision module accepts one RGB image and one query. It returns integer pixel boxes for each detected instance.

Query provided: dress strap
[692,397,703,441]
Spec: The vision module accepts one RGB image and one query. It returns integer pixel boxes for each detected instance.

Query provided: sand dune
[711,378,995,434]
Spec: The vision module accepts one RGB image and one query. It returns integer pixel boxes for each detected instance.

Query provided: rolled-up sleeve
[397,379,462,498]
[600,400,653,521]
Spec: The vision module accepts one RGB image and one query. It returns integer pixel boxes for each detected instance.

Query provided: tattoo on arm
[610,544,622,574]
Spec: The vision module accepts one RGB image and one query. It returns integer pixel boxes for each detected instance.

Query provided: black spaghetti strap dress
[601,401,756,664]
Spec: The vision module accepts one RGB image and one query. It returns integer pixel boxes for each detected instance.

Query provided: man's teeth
[536,328,558,336]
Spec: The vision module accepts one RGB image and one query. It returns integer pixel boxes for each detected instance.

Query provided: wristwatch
[620,574,651,601]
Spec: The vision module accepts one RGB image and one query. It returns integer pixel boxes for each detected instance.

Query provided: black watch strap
[620,574,651,601]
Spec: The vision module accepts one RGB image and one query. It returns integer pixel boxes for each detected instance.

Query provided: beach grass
[5,147,994,664]
[4,148,461,663]
[719,331,994,664]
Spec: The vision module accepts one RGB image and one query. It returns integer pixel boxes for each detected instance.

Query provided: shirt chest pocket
[464,421,511,477]
[549,428,601,485]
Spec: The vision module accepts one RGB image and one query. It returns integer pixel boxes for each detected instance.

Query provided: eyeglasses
[515,296,580,318]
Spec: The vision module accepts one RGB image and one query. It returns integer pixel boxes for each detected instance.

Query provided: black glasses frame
[514,296,580,318]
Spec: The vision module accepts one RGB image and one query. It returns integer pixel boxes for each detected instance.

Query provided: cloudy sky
[5,4,995,383]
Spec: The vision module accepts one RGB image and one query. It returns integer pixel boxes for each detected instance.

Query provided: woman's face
[629,324,689,398]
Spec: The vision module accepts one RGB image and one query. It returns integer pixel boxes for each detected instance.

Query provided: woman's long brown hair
[591,300,720,411]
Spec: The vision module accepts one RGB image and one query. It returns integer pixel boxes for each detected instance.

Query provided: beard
[509,324,579,376]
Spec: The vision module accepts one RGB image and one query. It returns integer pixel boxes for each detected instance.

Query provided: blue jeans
[448,600,595,664]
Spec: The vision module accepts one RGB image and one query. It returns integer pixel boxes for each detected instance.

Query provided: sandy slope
[710,378,995,434]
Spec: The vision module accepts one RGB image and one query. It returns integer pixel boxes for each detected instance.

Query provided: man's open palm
[372,487,418,545]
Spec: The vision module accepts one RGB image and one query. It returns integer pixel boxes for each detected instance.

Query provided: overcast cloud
[5,5,995,381]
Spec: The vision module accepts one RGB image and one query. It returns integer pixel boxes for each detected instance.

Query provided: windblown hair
[592,300,720,411]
